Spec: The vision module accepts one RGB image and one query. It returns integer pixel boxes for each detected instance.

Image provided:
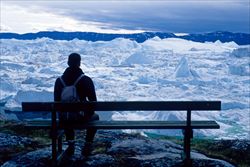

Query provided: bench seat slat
[24,120,219,129]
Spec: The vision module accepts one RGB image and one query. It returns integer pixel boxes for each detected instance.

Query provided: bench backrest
[22,101,221,112]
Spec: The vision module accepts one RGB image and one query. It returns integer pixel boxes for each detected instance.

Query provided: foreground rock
[1,131,235,167]
[0,132,39,165]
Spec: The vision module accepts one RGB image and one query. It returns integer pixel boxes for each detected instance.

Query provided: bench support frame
[22,101,221,167]
[50,109,200,167]
[51,109,58,166]
[183,109,193,164]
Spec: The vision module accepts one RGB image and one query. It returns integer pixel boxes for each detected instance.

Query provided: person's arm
[86,78,97,102]
[84,77,97,117]
[54,78,61,101]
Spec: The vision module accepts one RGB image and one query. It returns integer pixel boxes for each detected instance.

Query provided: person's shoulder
[82,74,92,80]
[55,76,63,85]
[81,74,93,83]
[55,77,61,83]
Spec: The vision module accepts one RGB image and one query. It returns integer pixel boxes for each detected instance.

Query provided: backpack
[59,74,84,121]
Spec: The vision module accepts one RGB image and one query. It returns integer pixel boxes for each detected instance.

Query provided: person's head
[68,53,81,67]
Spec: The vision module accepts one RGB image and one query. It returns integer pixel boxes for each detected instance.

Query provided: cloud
[1,1,249,33]
[0,3,145,34]
[0,24,12,32]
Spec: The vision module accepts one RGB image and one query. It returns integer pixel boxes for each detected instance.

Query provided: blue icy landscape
[0,31,249,139]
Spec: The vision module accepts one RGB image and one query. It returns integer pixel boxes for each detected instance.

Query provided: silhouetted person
[54,53,99,156]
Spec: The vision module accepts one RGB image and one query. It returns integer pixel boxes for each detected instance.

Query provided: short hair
[68,53,81,67]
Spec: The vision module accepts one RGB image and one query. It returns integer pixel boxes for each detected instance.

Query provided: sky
[0,0,249,34]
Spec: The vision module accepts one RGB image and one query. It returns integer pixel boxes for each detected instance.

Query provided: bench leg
[58,131,64,153]
[58,137,62,153]
[52,135,63,167]
[183,128,193,166]
[51,110,58,167]
[52,133,57,166]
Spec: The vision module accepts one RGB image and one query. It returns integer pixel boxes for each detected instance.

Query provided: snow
[0,37,249,139]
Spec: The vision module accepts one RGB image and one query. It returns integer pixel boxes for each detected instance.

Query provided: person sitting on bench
[54,52,99,156]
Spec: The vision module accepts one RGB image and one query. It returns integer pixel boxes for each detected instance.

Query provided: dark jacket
[54,67,97,117]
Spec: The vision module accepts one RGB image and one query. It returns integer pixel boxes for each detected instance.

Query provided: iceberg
[0,37,249,139]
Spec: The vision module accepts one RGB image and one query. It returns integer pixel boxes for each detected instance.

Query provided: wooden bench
[22,101,221,166]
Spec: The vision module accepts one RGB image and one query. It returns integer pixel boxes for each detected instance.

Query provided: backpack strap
[59,76,66,87]
[59,74,84,87]
[73,74,85,86]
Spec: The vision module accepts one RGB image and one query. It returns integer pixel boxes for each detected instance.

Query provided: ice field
[0,37,249,139]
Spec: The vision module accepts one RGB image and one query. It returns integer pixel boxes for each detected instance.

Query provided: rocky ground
[0,121,249,167]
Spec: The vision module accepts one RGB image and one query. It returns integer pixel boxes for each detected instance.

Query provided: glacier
[0,37,249,139]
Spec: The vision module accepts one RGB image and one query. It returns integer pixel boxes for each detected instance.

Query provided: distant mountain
[0,31,249,45]
[0,31,175,43]
[181,31,250,45]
